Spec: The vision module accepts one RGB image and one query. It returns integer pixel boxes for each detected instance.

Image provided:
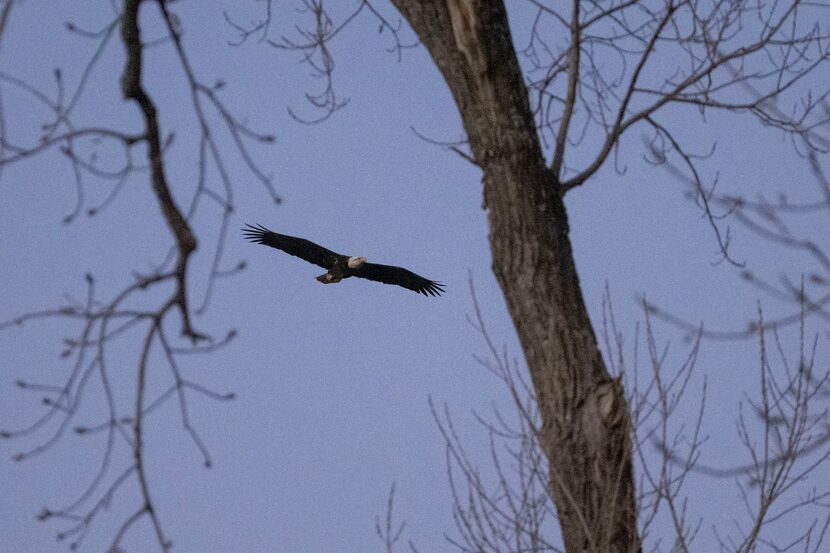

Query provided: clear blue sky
[1,2,827,552]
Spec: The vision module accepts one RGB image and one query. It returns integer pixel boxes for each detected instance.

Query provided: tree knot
[596,376,625,429]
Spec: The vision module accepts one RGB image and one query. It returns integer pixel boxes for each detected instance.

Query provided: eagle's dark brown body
[315,257,361,284]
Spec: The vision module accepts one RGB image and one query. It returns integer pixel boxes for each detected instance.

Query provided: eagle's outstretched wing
[242,224,342,269]
[354,262,445,296]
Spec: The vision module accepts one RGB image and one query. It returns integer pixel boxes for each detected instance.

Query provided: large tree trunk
[391,2,640,551]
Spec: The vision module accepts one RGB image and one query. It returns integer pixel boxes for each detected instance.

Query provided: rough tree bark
[390,2,639,552]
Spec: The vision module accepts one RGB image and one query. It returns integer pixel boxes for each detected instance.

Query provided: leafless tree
[373,2,828,552]
[2,1,830,552]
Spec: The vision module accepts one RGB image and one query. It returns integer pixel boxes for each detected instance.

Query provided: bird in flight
[243,224,445,297]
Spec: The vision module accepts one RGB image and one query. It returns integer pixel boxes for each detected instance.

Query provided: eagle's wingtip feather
[420,280,444,297]
[242,223,270,244]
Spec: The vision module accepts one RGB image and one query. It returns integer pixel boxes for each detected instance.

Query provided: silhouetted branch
[376,483,408,553]
[223,0,274,45]
[264,0,413,122]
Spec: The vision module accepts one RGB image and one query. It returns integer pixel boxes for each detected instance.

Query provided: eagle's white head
[347,256,367,269]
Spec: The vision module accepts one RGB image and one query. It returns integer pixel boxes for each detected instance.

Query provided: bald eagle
[243,224,445,297]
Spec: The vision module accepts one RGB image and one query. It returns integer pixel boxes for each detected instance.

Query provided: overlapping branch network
[227,0,413,123]
[519,0,829,270]
[418,282,829,553]
[0,1,276,550]
[517,0,830,336]
[522,0,830,181]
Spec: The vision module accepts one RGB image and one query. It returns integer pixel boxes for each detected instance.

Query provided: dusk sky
[1,2,828,552]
